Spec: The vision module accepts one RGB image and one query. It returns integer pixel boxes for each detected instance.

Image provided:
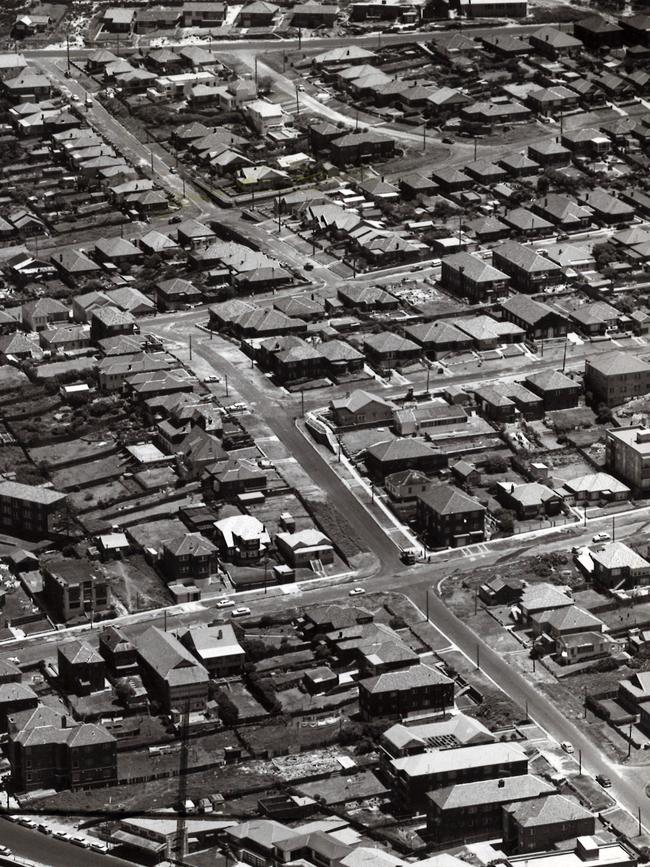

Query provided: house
[416,486,486,548]
[329,130,396,168]
[531,604,605,644]
[0,660,21,685]
[500,294,568,339]
[99,626,138,678]
[213,515,270,564]
[182,1,226,27]
[236,0,278,25]
[452,460,481,487]
[338,285,399,311]
[90,306,137,341]
[366,438,447,483]
[206,460,267,500]
[517,583,573,623]
[8,708,117,793]
[330,390,396,429]
[479,575,524,606]
[441,252,509,303]
[607,427,650,495]
[578,188,635,226]
[618,671,650,713]
[0,480,66,537]
[393,403,467,437]
[619,13,650,46]
[492,243,563,294]
[496,482,563,520]
[358,663,454,722]
[178,624,245,678]
[530,26,582,57]
[102,7,134,32]
[257,336,326,383]
[289,2,337,26]
[392,742,529,803]
[22,297,68,332]
[0,684,38,732]
[275,529,334,568]
[570,302,619,336]
[575,16,624,49]
[137,626,209,713]
[560,472,630,505]
[524,370,581,411]
[585,352,650,406]
[380,713,494,760]
[43,559,110,623]
[561,128,611,157]
[532,195,591,231]
[161,533,218,584]
[528,141,571,168]
[245,99,285,135]
[363,333,421,371]
[94,237,143,267]
[385,469,431,520]
[320,340,365,378]
[155,278,202,311]
[503,795,595,854]
[57,641,105,696]
[590,541,650,590]
[404,320,472,360]
[556,632,612,666]
[427,775,555,849]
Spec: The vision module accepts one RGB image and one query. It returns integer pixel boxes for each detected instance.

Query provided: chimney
[62,716,67,729]
[218,629,222,639]
[498,779,505,787]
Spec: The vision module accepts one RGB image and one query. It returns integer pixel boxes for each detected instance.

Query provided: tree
[484,454,509,474]
[217,691,240,726]
[115,678,135,705]
[536,175,550,196]
[241,638,269,662]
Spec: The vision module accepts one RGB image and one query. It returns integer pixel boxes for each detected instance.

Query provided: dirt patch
[103,555,171,612]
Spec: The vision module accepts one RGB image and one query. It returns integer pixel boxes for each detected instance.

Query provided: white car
[349,587,365,596]
[592,532,611,543]
[561,741,574,754]
[231,606,251,617]
[203,374,219,383]
[215,598,234,609]
[70,94,80,103]
[0,846,12,856]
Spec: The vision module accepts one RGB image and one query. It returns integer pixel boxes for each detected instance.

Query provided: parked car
[596,774,611,787]
[561,741,574,754]
[231,606,251,617]
[215,598,234,609]
[592,532,611,543]
[349,587,365,596]
[203,374,220,383]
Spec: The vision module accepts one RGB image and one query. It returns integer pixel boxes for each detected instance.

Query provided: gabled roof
[58,640,103,665]
[164,532,217,558]
[331,389,395,413]
[137,626,208,686]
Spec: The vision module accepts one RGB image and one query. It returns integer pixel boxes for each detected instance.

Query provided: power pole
[254,55,258,87]
[295,85,300,118]
[189,333,192,361]
[474,136,477,161]
[175,702,190,861]
[562,338,568,373]
[66,32,71,77]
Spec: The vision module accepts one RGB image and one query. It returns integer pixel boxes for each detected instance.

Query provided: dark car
[596,774,611,787]
[168,214,182,224]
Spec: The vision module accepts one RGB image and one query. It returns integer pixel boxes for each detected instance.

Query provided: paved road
[0,820,132,867]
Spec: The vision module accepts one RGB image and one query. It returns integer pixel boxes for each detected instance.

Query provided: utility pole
[254,55,258,87]
[562,337,568,373]
[66,32,71,77]
[150,150,154,175]
[189,333,192,361]
[422,122,426,152]
[298,27,302,50]
[475,643,480,671]
[425,588,429,622]
[225,374,229,397]
[473,136,477,161]
[578,749,582,776]
[175,702,190,862]
[300,389,305,416]
[295,84,300,118]
[628,719,633,758]
[638,807,642,837]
